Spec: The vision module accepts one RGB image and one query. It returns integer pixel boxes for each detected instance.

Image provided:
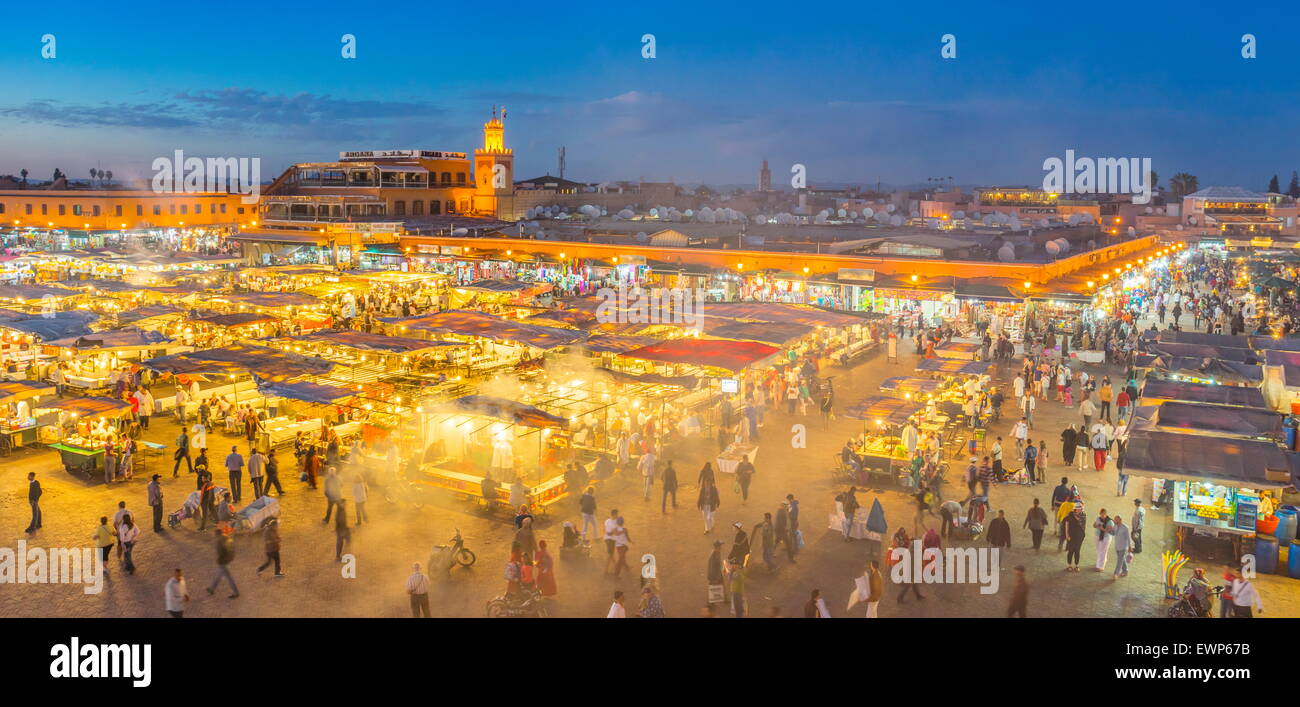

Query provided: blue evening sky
[0,0,1295,189]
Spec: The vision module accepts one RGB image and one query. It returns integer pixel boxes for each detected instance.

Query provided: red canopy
[621,338,779,372]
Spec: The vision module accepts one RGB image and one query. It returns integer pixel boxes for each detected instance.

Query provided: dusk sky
[1,0,1296,189]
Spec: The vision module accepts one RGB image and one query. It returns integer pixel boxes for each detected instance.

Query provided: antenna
[558,147,566,180]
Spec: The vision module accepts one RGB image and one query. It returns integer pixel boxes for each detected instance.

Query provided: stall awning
[256,378,354,405]
[953,282,1021,302]
[214,292,321,308]
[0,380,55,404]
[117,304,183,324]
[36,396,133,420]
[441,395,568,430]
[143,343,336,381]
[456,279,536,293]
[620,339,780,372]
[696,302,862,329]
[1123,430,1292,488]
[842,395,924,425]
[1159,331,1251,348]
[191,312,279,328]
[879,376,943,396]
[286,329,462,354]
[1138,380,1268,409]
[527,309,598,330]
[0,284,76,302]
[914,357,994,375]
[1250,335,1300,352]
[382,310,587,350]
[1145,342,1260,363]
[702,320,813,346]
[0,318,94,341]
[583,335,661,354]
[66,279,144,294]
[1134,401,1284,440]
[46,328,172,351]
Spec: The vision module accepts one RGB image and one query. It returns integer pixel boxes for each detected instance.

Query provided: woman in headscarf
[534,540,557,598]
[1060,425,1077,465]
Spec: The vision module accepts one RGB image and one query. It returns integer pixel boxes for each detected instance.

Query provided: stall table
[716,443,759,474]
[49,442,103,477]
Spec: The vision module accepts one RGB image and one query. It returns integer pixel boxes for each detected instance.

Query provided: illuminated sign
[339,150,467,161]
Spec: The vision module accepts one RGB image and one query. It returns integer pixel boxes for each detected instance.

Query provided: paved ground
[5,318,1300,617]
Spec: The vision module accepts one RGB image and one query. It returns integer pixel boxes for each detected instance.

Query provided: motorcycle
[428,528,476,574]
[1168,584,1223,618]
[485,587,549,617]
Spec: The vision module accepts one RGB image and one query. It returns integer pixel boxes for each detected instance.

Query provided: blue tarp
[441,395,568,430]
[255,378,354,405]
[143,343,336,381]
[46,327,171,350]
[456,280,536,293]
[1,318,93,341]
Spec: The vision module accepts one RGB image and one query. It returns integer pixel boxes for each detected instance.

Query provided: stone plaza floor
[4,329,1299,618]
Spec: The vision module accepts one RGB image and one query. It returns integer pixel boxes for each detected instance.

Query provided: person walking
[775,501,796,561]
[639,448,656,501]
[119,513,141,575]
[352,473,368,524]
[264,449,284,496]
[1112,515,1132,578]
[1006,565,1029,618]
[659,460,679,513]
[1091,426,1108,472]
[611,516,631,577]
[1229,572,1265,617]
[407,563,431,617]
[322,467,343,524]
[1079,396,1096,432]
[1098,378,1113,422]
[1093,509,1115,572]
[113,501,131,559]
[696,461,716,488]
[146,474,165,532]
[579,487,598,540]
[1063,506,1085,572]
[173,428,192,477]
[863,560,884,617]
[334,499,351,562]
[987,510,1011,549]
[735,455,755,502]
[1131,499,1145,554]
[247,448,266,500]
[602,509,620,573]
[706,539,727,608]
[256,518,283,576]
[754,512,777,571]
[698,479,720,533]
[205,528,239,598]
[727,561,747,618]
[164,568,189,618]
[94,516,116,578]
[1075,424,1090,471]
[606,590,627,618]
[1023,441,1039,486]
[1024,498,1048,551]
[224,446,244,504]
[24,472,41,534]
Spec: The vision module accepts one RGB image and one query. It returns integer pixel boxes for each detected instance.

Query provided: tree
[1288,171,1300,199]
[19,169,27,187]
[1169,172,1199,198]
[1268,174,1281,193]
[1149,169,1158,191]
[89,168,96,186]
[105,170,112,187]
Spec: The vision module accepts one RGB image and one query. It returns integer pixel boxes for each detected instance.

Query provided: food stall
[0,380,55,448]
[36,396,133,479]
[841,395,927,480]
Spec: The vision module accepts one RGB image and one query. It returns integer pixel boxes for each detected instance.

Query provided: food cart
[35,396,134,479]
[0,380,55,450]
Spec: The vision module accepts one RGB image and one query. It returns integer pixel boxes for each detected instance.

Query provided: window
[72,205,81,216]
[0,204,5,214]
[180,205,187,215]
[446,200,455,214]
[237,207,245,215]
[429,199,440,215]
[114,205,123,217]
[195,203,202,214]
[25,204,32,215]
[41,204,47,215]
[153,205,161,216]
[457,172,466,184]
[412,200,423,216]
[58,205,66,215]
[93,206,100,216]
[459,200,468,213]
[441,172,451,184]
[136,205,143,216]
[394,200,406,216]
[220,204,227,214]
[169,205,176,215]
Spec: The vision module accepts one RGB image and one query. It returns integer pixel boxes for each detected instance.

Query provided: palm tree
[19,169,27,187]
[104,170,112,187]
[1169,172,1199,198]
[90,168,97,186]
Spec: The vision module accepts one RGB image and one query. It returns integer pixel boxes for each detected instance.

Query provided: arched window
[394,200,406,216]
[412,200,424,216]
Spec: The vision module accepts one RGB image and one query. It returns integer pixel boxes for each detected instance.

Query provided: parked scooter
[428,528,476,574]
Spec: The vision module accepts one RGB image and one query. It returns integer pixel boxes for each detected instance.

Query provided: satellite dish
[618,208,634,220]
[982,214,997,227]
[684,209,694,218]
[970,211,982,219]
[887,215,902,226]
[754,216,767,225]
[1045,241,1061,256]
[1009,217,1023,231]
[451,227,468,236]
[1128,226,1137,236]
[1055,238,1071,253]
[875,211,890,224]
[635,231,648,243]
[862,208,874,218]
[1188,216,1198,225]
[837,208,847,218]
[1144,206,1153,214]
[649,207,659,218]
[952,210,966,220]
[886,204,896,213]
[1087,239,1096,250]
[1176,224,1184,231]
[997,245,1016,262]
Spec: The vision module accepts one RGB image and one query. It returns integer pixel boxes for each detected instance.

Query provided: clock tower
[474,106,514,219]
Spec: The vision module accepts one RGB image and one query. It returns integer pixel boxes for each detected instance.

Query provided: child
[1063,384,1074,408]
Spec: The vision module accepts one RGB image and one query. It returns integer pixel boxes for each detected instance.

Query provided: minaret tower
[475,105,514,218]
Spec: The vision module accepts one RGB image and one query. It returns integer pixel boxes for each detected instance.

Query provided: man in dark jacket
[707,539,726,606]
[24,472,41,534]
[987,509,1011,548]
[1051,476,1071,549]
[205,529,239,598]
[147,474,164,532]
[660,460,678,512]
[727,522,750,565]
[774,502,796,561]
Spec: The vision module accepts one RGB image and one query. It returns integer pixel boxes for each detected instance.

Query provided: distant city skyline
[0,1,1296,190]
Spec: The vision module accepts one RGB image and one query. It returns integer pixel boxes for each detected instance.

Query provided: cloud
[0,89,446,143]
[577,90,751,137]
[461,91,569,104]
